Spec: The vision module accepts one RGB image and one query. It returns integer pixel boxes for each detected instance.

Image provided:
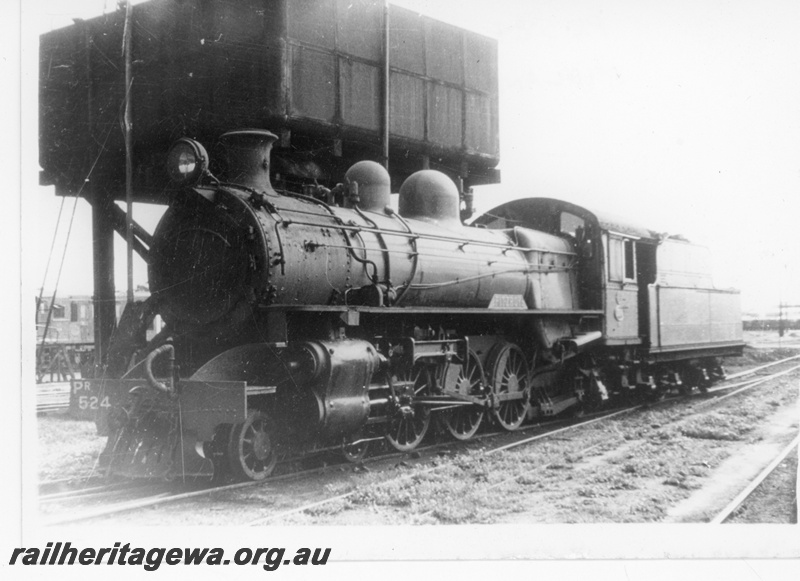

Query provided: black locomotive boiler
[96,129,744,481]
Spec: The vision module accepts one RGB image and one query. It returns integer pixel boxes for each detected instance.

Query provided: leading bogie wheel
[441,350,485,441]
[385,364,432,452]
[228,411,278,481]
[488,343,531,431]
[341,431,370,463]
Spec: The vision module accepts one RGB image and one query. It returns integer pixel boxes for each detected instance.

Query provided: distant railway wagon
[36,294,163,382]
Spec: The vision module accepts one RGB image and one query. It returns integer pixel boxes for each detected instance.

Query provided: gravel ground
[265,370,798,525]
[36,343,798,526]
[37,412,106,482]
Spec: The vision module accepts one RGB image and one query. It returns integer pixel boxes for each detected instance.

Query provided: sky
[23,0,800,315]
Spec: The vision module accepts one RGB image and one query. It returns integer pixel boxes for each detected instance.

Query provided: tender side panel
[709,290,744,343]
[649,286,743,349]
[648,238,743,351]
[655,239,713,287]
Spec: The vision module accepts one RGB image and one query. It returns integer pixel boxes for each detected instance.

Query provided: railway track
[40,456,369,526]
[38,400,643,526]
[244,406,637,526]
[245,356,800,525]
[709,434,799,524]
[39,355,800,526]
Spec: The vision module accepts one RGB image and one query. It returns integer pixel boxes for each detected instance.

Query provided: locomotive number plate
[488,294,527,310]
[69,379,110,420]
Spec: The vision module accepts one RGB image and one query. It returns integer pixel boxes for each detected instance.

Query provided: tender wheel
[441,350,485,441]
[676,372,691,396]
[385,364,432,452]
[488,343,531,431]
[644,386,666,402]
[228,411,277,481]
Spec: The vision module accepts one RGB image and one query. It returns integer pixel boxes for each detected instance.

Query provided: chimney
[219,129,278,192]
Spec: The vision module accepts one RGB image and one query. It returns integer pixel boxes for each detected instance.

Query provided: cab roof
[475,197,670,243]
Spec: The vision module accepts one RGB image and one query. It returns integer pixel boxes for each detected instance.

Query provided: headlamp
[166,138,209,185]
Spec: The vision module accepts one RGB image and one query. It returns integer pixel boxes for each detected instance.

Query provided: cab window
[559,212,585,237]
[608,235,637,283]
[623,238,635,280]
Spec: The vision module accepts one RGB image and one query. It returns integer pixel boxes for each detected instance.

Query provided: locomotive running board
[95,378,248,480]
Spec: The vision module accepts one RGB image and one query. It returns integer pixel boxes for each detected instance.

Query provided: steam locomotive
[96,129,744,481]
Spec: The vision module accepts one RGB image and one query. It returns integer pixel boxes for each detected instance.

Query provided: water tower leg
[91,189,117,375]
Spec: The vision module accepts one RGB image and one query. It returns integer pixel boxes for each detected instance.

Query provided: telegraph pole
[123,0,134,303]
[381,0,390,172]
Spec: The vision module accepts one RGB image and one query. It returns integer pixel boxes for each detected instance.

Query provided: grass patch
[346,450,559,523]
[680,412,755,441]
[37,415,106,481]
[681,427,740,441]
[304,498,350,516]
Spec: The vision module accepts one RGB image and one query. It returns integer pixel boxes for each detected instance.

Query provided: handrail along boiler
[96,130,744,480]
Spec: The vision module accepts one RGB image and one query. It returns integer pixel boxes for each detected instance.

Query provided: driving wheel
[441,350,485,440]
[385,364,432,452]
[488,343,530,431]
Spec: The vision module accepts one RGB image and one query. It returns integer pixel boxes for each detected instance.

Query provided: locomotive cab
[474,197,605,314]
[475,197,744,396]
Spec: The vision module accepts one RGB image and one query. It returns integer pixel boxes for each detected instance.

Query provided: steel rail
[244,407,642,526]
[411,364,800,523]
[41,359,800,526]
[447,365,800,501]
[409,440,613,524]
[43,493,173,526]
[698,364,800,407]
[39,476,99,490]
[40,485,109,502]
[709,433,799,524]
[725,353,800,380]
[247,363,800,525]
[486,407,639,456]
[39,481,140,503]
[41,453,377,526]
[42,480,258,527]
[485,442,611,496]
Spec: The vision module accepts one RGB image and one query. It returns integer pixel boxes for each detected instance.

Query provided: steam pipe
[144,344,176,398]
